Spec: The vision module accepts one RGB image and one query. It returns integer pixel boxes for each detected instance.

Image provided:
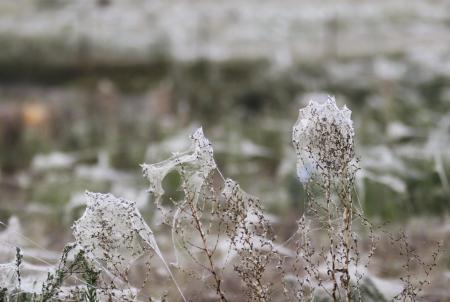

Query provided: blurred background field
[0,0,449,300]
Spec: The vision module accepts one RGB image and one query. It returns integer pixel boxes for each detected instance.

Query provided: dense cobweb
[142,127,217,206]
[292,96,356,183]
[72,191,187,300]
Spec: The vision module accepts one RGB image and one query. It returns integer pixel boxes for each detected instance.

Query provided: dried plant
[386,230,442,302]
[280,97,440,302]
[72,191,186,301]
[285,97,360,301]
[220,179,277,301]
[0,97,442,302]
[142,128,278,301]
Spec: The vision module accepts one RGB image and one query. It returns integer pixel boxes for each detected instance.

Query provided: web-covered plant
[278,97,365,301]
[72,191,185,301]
[142,128,277,302]
[0,192,185,302]
[280,97,439,302]
[0,97,441,302]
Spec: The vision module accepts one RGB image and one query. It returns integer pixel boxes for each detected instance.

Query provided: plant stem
[325,178,338,302]
[190,201,227,302]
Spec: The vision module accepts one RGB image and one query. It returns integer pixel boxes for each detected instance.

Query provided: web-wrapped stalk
[291,97,358,302]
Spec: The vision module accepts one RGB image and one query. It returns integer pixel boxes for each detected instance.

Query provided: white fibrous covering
[0,262,17,290]
[292,96,356,183]
[72,192,161,277]
[142,127,217,203]
[0,216,25,262]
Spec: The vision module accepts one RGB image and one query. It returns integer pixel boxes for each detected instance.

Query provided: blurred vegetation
[0,55,449,222]
[0,0,449,226]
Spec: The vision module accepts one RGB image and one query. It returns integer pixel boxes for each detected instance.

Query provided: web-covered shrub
[142,128,277,302]
[221,179,276,301]
[0,97,441,302]
[71,191,185,301]
[285,96,367,302]
[72,192,156,279]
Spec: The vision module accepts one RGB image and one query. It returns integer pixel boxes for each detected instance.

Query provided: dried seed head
[292,96,356,182]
